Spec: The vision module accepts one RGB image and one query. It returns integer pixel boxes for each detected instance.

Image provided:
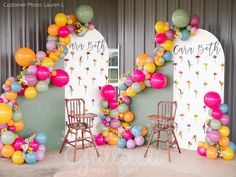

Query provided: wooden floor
[0,146,235,177]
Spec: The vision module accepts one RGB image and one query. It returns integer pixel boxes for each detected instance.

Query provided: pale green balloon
[205,136,215,146]
[210,119,221,130]
[36,81,49,93]
[1,131,15,145]
[118,103,129,114]
[144,80,151,87]
[110,109,119,118]
[47,35,58,42]
[131,82,142,93]
[45,78,51,84]
[208,109,212,116]
[75,4,94,24]
[172,9,190,28]
[13,110,23,121]
[100,100,108,108]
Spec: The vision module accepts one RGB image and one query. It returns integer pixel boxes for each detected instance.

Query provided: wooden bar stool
[60,98,99,162]
[144,101,181,162]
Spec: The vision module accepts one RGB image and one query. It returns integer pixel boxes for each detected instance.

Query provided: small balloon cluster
[0,131,47,164]
[197,91,235,160]
[95,84,147,149]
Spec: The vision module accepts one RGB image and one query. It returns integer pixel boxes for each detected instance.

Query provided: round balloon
[132,125,142,137]
[134,136,145,146]
[144,62,156,73]
[118,103,129,114]
[219,103,228,114]
[211,108,223,119]
[123,111,134,123]
[204,92,221,109]
[15,48,36,67]
[1,144,15,158]
[100,84,116,100]
[218,126,230,137]
[13,110,23,121]
[222,147,234,160]
[12,150,24,164]
[109,109,119,118]
[126,139,136,149]
[25,152,37,164]
[197,146,206,156]
[172,9,190,28]
[51,69,69,87]
[150,72,167,89]
[131,70,145,82]
[95,134,105,146]
[0,103,13,124]
[206,146,218,160]
[118,138,127,148]
[136,54,150,66]
[1,131,15,145]
[35,132,47,145]
[24,86,37,99]
[75,4,94,24]
[35,81,49,93]
[55,13,67,26]
[220,114,230,125]
[13,137,24,151]
[36,150,45,161]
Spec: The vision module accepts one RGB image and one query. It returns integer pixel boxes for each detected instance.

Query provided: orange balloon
[48,24,59,36]
[5,80,12,86]
[7,120,14,126]
[68,14,77,25]
[140,82,146,90]
[123,111,134,123]
[219,137,230,148]
[206,146,218,160]
[14,120,24,132]
[1,145,15,158]
[120,90,128,97]
[141,126,147,136]
[15,48,36,67]
[108,133,118,145]
[5,91,17,101]
[109,126,117,134]
[136,54,150,66]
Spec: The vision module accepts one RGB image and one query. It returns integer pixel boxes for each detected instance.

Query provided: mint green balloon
[45,78,51,84]
[210,119,221,130]
[13,110,23,121]
[1,131,15,145]
[75,4,94,24]
[144,80,151,87]
[100,100,108,108]
[47,35,58,42]
[172,9,190,28]
[36,81,49,93]
[131,82,142,93]
[110,109,118,118]
[118,103,129,114]
[205,136,215,146]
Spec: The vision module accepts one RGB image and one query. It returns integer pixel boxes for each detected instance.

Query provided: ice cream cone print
[79,56,83,66]
[192,135,197,143]
[84,85,88,94]
[70,51,75,59]
[213,55,217,63]
[101,52,104,60]
[69,85,74,96]
[179,113,184,121]
[173,62,177,71]
[77,76,82,85]
[92,99,95,106]
[100,68,104,75]
[177,89,183,99]
[187,60,192,70]
[187,81,191,89]
[178,131,182,139]
[69,67,74,74]
[194,89,198,98]
[174,80,179,88]
[64,58,69,67]
[219,81,224,91]
[213,72,217,80]
[195,55,200,63]
[179,56,183,63]
[93,59,97,66]
[203,124,206,132]
[86,51,91,60]
[203,63,208,71]
[203,105,206,112]
[188,141,193,148]
[187,103,190,112]
[85,67,89,74]
[178,71,183,78]
[105,75,108,84]
[92,77,96,85]
[195,71,199,79]
[203,82,208,90]
[220,63,225,72]
[187,124,191,132]
[194,114,199,121]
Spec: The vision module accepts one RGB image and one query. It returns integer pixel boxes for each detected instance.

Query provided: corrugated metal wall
[0,0,235,142]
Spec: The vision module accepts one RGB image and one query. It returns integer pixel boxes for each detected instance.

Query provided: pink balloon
[122,96,131,105]
[25,74,38,86]
[38,145,46,152]
[123,130,132,140]
[8,126,16,132]
[51,69,69,87]
[109,99,118,109]
[100,85,116,101]
[150,72,167,89]
[197,146,206,156]
[46,40,56,51]
[36,66,50,80]
[95,134,105,146]
[66,25,75,34]
[110,119,120,129]
[131,70,145,82]
[220,114,230,125]
[36,51,46,60]
[155,33,167,44]
[58,26,70,38]
[190,15,200,26]
[207,130,220,143]
[102,120,107,125]
[204,92,221,109]
[126,139,136,149]
[30,139,40,152]
[36,150,45,161]
[4,86,11,92]
[165,30,174,40]
[124,76,134,86]
[7,76,16,82]
[27,65,37,74]
[13,138,24,151]
[212,108,223,120]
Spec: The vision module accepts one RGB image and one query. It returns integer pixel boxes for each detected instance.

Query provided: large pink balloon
[58,26,70,38]
[197,146,206,156]
[204,92,221,109]
[150,72,167,89]
[25,74,37,86]
[211,108,223,120]
[95,134,105,146]
[131,70,145,82]
[155,33,167,44]
[51,69,69,87]
[109,99,118,109]
[100,85,116,101]
[29,139,40,152]
[13,137,24,151]
[36,66,50,80]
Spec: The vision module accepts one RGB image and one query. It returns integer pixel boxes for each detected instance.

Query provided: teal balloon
[35,132,47,145]
[13,110,23,121]
[119,83,127,90]
[172,9,190,28]
[47,35,58,42]
[100,100,108,108]
[118,138,127,148]
[131,125,142,137]
[36,81,48,93]
[163,52,173,61]
[25,152,37,164]
[210,119,221,130]
[118,103,129,114]
[219,103,228,114]
[75,4,94,24]
[229,142,236,152]
[181,29,190,41]
[131,82,142,93]
[110,109,118,118]
[1,131,15,145]
[144,80,151,87]
[11,82,22,93]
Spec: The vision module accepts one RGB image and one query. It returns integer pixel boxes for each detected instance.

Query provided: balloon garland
[0,4,94,164]
[95,9,202,149]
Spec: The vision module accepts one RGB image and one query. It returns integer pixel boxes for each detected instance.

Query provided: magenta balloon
[122,96,131,105]
[51,69,69,87]
[197,146,206,156]
[13,137,24,151]
[46,40,57,51]
[124,76,134,86]
[27,65,37,74]
[165,30,174,40]
[110,119,120,129]
[207,130,220,143]
[0,98,3,103]
[25,74,38,86]
[150,72,167,89]
[211,108,223,120]
[29,139,40,152]
[58,26,70,38]
[134,136,145,146]
[36,51,46,60]
[126,139,136,149]
[204,92,221,109]
[8,126,16,132]
[36,66,51,80]
[220,114,230,125]
[36,150,45,161]
[109,99,118,109]
[131,70,145,82]
[123,130,132,140]
[66,25,75,34]
[155,33,167,44]
[95,134,105,146]
[190,15,200,26]
[100,84,116,100]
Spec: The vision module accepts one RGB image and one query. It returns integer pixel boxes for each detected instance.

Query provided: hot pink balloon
[18,85,28,96]
[190,15,200,26]
[155,33,167,44]
[100,85,116,101]
[51,69,69,87]
[95,134,105,146]
[109,99,118,109]
[58,26,70,38]
[207,130,220,143]
[8,126,16,132]
[220,114,230,125]
[204,92,221,109]
[123,130,132,140]
[131,70,145,82]
[150,72,167,89]
[13,138,24,151]
[212,108,223,120]
[30,139,40,152]
[197,146,206,156]
[0,98,3,103]
[36,66,50,80]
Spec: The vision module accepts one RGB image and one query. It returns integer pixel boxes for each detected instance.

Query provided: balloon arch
[0,5,234,165]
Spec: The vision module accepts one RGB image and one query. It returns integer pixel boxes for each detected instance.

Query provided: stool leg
[60,128,70,153]
[166,130,171,162]
[156,130,161,149]
[89,128,99,157]
[74,130,78,162]
[81,130,84,150]
[172,130,181,154]
[144,127,155,158]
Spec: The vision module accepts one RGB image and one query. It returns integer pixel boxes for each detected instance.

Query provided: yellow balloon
[41,57,54,67]
[102,131,109,137]
[59,36,71,45]
[154,56,165,67]
[218,126,230,137]
[12,151,24,164]
[164,24,170,32]
[55,13,67,26]
[49,52,59,62]
[155,21,165,33]
[126,87,136,97]
[222,147,234,160]
[144,62,156,73]
[24,86,37,99]
[163,40,174,51]
[121,122,130,128]
[197,141,204,147]
[0,103,13,124]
